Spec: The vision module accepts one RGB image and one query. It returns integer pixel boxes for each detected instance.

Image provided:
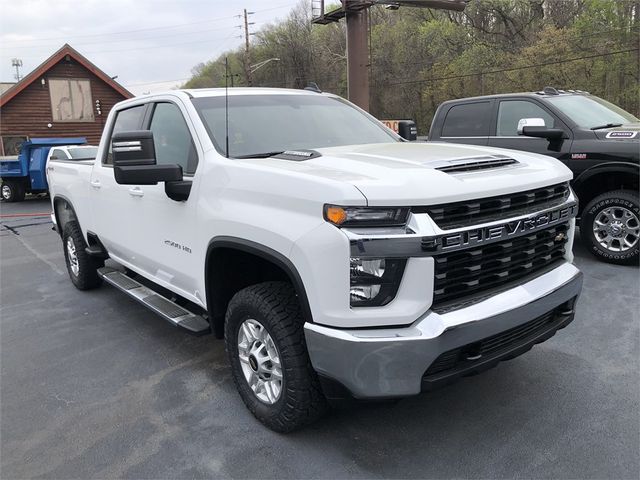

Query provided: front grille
[414,182,570,230]
[432,223,569,307]
[424,308,561,377]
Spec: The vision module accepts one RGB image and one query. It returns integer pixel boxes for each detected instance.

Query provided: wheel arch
[204,237,313,338]
[573,162,639,214]
[52,195,80,237]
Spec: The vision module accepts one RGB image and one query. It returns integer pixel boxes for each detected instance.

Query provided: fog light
[350,257,406,307]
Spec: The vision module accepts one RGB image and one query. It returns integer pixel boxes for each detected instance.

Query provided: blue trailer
[0,137,86,202]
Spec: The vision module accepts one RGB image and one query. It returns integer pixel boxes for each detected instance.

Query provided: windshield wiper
[234,151,285,159]
[591,123,623,130]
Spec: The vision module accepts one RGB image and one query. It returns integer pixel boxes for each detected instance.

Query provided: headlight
[350,257,406,307]
[324,205,410,227]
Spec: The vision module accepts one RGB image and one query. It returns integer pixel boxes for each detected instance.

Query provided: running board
[98,267,210,336]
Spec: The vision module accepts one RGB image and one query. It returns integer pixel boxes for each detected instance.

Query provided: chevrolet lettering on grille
[422,203,578,252]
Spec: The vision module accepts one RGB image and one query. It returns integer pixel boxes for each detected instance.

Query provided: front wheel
[224,281,327,432]
[580,189,639,265]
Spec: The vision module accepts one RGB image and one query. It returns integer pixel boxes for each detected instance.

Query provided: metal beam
[346,3,369,111]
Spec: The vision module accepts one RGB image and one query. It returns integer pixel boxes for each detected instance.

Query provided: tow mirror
[112,131,182,185]
[517,117,545,134]
[397,120,418,141]
[518,118,566,141]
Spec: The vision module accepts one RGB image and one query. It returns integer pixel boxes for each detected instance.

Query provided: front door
[488,99,573,165]
[91,100,204,305]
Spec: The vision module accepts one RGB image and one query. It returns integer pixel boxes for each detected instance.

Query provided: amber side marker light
[324,206,348,225]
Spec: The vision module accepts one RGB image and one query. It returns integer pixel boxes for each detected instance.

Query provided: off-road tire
[580,189,639,265]
[62,221,104,290]
[1,180,25,202]
[225,281,328,432]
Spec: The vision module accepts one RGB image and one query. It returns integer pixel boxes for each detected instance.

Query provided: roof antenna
[225,56,230,158]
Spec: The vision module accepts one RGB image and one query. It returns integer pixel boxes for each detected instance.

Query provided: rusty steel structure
[311,0,469,111]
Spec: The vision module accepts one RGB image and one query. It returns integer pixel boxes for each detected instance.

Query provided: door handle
[90,180,101,189]
[128,187,144,197]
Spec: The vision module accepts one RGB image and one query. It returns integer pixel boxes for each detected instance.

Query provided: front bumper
[304,262,582,399]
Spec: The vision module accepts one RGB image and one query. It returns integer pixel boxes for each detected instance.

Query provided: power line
[0,2,297,46]
[386,48,640,86]
[7,25,238,51]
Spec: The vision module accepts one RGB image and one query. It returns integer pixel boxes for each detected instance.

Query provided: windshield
[546,95,638,129]
[68,146,98,160]
[191,94,398,158]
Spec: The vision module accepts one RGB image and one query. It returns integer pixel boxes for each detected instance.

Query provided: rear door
[436,100,493,146]
[488,98,573,164]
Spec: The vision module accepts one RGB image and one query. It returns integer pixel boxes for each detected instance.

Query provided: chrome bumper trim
[304,263,582,398]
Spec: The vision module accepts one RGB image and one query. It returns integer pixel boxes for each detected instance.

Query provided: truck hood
[244,142,573,206]
[592,123,640,141]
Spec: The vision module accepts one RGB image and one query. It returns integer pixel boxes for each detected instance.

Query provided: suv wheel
[62,221,104,289]
[580,189,639,265]
[225,281,327,432]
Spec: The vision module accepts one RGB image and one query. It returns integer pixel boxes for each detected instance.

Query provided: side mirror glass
[517,117,545,135]
[112,130,183,185]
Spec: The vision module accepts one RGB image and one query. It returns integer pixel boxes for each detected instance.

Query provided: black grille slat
[415,183,570,230]
[432,223,568,306]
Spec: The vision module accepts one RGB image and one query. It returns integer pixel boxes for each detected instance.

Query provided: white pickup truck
[47,88,583,431]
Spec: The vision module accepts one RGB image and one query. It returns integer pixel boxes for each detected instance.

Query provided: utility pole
[345,2,369,111]
[242,9,255,86]
[311,0,469,112]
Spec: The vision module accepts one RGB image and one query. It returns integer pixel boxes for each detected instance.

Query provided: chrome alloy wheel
[237,318,283,404]
[1,184,11,200]
[593,206,640,252]
[66,236,80,276]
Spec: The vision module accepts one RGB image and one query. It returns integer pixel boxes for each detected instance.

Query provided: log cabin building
[0,44,132,155]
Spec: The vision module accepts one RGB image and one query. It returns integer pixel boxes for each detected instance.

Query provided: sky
[0,0,300,96]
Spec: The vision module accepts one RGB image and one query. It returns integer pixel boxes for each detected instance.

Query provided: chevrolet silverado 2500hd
[48,88,583,432]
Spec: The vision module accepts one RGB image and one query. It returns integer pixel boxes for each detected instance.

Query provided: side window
[442,102,491,137]
[497,100,555,136]
[104,105,146,165]
[149,103,198,175]
[49,149,65,160]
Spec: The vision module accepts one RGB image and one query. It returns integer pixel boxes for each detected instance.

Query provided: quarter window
[497,100,555,136]
[442,102,491,137]
[149,103,198,174]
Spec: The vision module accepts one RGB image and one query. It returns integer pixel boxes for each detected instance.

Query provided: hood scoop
[433,155,519,174]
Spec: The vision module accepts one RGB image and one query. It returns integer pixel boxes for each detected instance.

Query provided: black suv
[428,87,639,265]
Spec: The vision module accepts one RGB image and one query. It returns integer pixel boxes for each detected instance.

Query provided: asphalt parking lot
[1,196,638,479]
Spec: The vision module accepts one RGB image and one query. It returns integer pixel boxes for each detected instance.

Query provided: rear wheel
[62,221,104,290]
[580,189,639,265]
[1,180,25,202]
[225,281,327,432]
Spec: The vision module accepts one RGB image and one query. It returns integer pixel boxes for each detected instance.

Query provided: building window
[1,135,29,156]
[49,78,94,122]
